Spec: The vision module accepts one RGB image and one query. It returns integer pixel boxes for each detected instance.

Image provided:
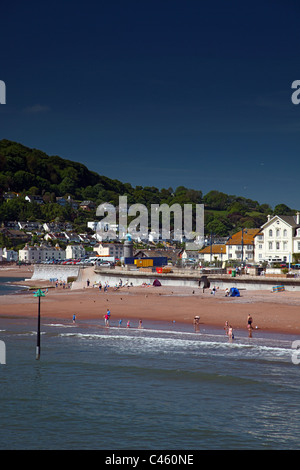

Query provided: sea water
[0,276,28,295]
[0,281,300,450]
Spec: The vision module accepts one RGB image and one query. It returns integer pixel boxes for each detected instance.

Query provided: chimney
[296,211,300,225]
[267,214,271,222]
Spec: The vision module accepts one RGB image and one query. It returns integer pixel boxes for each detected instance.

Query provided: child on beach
[228,325,234,341]
[104,309,111,327]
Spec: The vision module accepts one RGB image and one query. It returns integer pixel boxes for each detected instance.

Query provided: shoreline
[1,277,300,336]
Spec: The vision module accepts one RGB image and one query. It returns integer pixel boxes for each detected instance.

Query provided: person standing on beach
[104,309,111,327]
[138,319,143,329]
[228,325,234,341]
[247,314,253,337]
[106,308,110,326]
[193,316,200,332]
[224,320,229,335]
[73,314,76,324]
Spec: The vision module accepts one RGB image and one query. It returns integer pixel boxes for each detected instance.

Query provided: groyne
[30,264,300,291]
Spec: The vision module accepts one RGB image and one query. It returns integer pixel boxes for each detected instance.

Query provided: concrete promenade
[29,264,300,292]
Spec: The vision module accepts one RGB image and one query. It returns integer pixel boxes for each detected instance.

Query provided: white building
[2,248,18,262]
[94,242,124,259]
[198,244,227,263]
[65,244,86,259]
[87,221,121,241]
[254,213,300,264]
[226,229,260,263]
[19,243,66,263]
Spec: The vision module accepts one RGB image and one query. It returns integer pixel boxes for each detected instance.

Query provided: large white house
[254,213,300,264]
[19,243,66,263]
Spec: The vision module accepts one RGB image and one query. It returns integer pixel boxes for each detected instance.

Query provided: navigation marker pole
[34,289,45,360]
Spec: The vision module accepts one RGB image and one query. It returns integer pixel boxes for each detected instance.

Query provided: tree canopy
[0,139,296,236]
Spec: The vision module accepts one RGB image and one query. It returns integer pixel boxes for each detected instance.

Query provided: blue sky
[1,0,300,208]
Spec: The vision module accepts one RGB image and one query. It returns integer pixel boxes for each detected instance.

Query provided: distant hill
[0,139,296,237]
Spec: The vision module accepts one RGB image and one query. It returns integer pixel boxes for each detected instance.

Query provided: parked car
[100,261,111,266]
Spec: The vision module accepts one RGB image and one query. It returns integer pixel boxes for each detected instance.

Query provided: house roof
[226,229,260,245]
[199,244,226,254]
[134,248,182,262]
[276,215,300,227]
[261,214,300,229]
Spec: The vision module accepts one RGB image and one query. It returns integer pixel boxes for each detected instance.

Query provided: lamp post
[210,232,215,264]
[241,228,248,265]
[34,289,45,360]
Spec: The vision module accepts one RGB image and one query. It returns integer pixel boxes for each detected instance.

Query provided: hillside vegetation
[0,139,296,237]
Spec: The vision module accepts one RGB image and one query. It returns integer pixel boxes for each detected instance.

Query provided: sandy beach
[0,265,300,335]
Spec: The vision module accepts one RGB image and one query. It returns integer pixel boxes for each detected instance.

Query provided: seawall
[30,264,300,292]
[30,264,80,282]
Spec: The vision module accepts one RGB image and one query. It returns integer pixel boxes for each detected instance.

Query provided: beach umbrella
[33,289,45,360]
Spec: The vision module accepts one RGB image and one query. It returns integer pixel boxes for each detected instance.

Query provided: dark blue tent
[229,287,240,297]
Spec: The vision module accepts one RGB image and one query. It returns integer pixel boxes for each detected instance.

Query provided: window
[276,242,280,250]
[269,229,273,237]
[258,244,262,249]
[298,242,300,251]
[276,229,280,237]
[283,229,287,237]
[283,241,287,250]
[259,254,262,259]
[269,242,273,250]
